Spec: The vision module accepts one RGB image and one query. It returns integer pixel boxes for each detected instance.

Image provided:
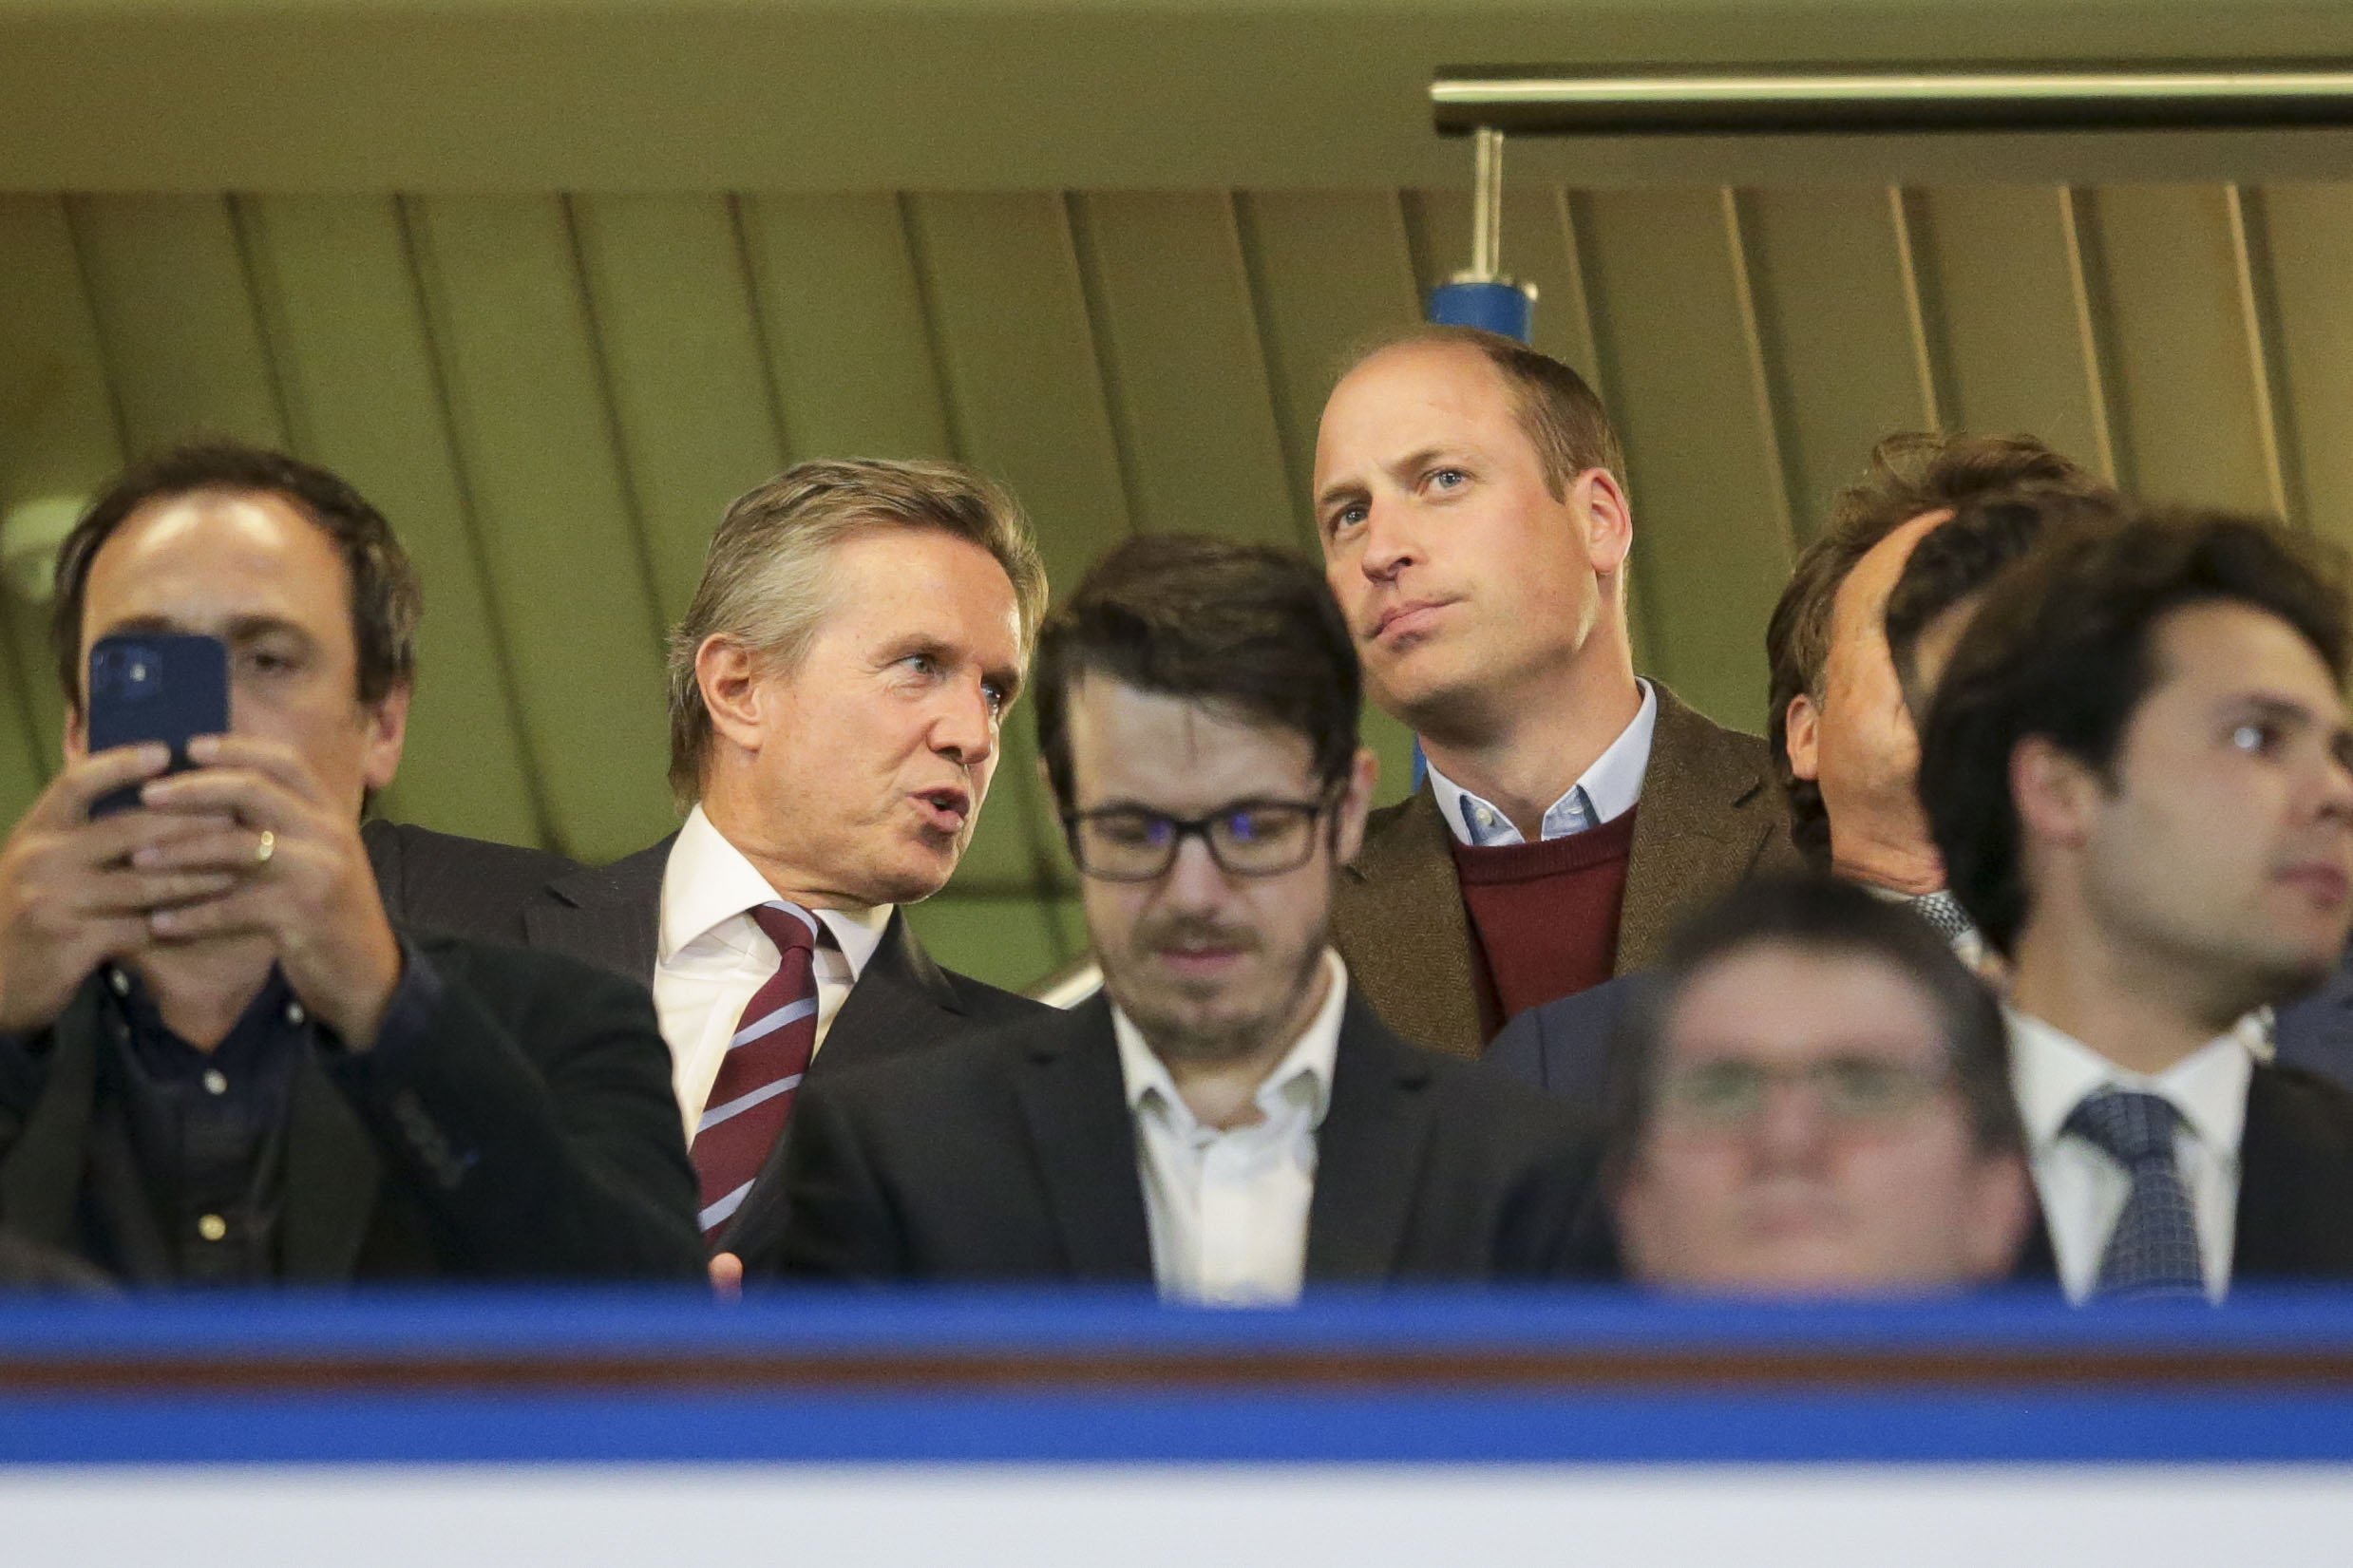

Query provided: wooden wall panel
[68,196,286,454]
[2082,185,2279,513]
[1069,192,1299,550]
[1905,186,2111,473]
[1580,188,1792,733]
[571,194,787,625]
[738,194,954,464]
[1738,189,1937,540]
[0,195,123,815]
[405,195,676,863]
[238,194,546,847]
[1231,190,1423,806]
[2260,183,2353,547]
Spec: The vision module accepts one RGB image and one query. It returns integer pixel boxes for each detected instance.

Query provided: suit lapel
[2230,1065,2353,1278]
[1010,998,1153,1281]
[526,837,672,985]
[1335,787,1485,1059]
[1303,993,1435,1282]
[817,911,964,1075]
[280,1051,382,1282]
[1617,684,1770,974]
[0,985,104,1245]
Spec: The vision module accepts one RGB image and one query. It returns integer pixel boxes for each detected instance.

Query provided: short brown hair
[1765,432,2104,866]
[666,458,1048,803]
[51,441,421,712]
[1338,325,1624,498]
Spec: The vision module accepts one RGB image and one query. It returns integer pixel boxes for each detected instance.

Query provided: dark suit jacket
[2013,1061,2353,1288]
[771,989,1606,1286]
[2274,954,2353,1096]
[1484,972,1638,1113]
[366,822,1047,1258]
[1333,683,1798,1060]
[0,933,705,1283]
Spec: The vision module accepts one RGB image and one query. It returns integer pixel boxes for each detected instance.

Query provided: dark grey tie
[2064,1088,2209,1302]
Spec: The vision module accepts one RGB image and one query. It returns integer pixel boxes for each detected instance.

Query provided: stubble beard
[1110,926,1332,1067]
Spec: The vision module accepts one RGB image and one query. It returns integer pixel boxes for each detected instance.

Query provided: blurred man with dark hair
[1312,326,1794,1060]
[1921,506,2353,1299]
[0,443,702,1284]
[771,536,1601,1297]
[1608,877,2031,1294]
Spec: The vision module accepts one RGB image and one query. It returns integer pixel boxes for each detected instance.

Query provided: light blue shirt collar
[1427,680,1658,847]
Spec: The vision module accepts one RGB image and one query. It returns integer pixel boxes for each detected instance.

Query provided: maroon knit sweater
[1448,806,1639,1039]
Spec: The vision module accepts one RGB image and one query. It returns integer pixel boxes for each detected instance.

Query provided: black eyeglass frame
[1060,785,1345,883]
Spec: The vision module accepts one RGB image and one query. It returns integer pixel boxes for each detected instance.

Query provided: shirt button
[197,1214,227,1242]
[201,1069,228,1096]
[1474,806,1495,826]
[108,969,131,997]
[284,1000,307,1027]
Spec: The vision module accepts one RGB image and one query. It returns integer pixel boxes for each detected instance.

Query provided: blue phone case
[86,633,231,818]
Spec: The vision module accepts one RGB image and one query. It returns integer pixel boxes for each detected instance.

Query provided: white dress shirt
[2008,1007,2256,1303]
[1112,950,1348,1307]
[654,806,893,1138]
[1428,679,1659,846]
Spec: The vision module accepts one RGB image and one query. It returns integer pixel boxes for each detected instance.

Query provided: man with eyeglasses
[1607,877,2033,1294]
[767,536,1603,1298]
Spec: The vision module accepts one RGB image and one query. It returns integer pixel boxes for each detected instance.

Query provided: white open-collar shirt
[654,805,892,1139]
[1111,950,1349,1307]
[1427,679,1658,847]
[2007,1007,2257,1304]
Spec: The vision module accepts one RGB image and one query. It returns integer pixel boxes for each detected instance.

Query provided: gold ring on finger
[254,828,275,867]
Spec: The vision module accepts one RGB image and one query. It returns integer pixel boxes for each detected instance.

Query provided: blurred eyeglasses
[1658,1054,1953,1127]
[1063,796,1333,882]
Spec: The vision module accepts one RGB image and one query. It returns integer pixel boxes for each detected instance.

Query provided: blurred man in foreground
[1922,507,2353,1300]
[0,444,702,1283]
[772,537,1602,1298]
[1608,877,2032,1294]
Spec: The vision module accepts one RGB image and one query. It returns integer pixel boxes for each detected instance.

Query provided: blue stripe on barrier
[7,1389,2353,1466]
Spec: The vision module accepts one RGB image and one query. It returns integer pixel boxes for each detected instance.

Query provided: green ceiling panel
[2084,185,2282,516]
[1905,186,2113,478]
[404,194,677,863]
[571,194,787,629]
[68,196,287,455]
[738,194,955,465]
[2261,185,2353,548]
[1068,191,1300,551]
[1580,188,1792,735]
[0,194,120,787]
[1737,188,1939,542]
[238,194,546,849]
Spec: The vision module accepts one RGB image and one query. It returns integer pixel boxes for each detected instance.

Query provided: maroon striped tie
[692,901,821,1243]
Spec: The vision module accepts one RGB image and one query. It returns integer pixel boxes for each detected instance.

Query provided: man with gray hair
[370,459,1051,1267]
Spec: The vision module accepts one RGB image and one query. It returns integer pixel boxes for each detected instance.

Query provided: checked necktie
[2065,1087,2209,1302]
[692,901,821,1244]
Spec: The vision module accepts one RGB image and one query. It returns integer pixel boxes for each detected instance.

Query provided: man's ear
[2012,734,2102,850]
[360,681,411,793]
[1575,468,1634,580]
[1332,746,1380,866]
[62,700,85,765]
[1785,692,1822,783]
[695,635,771,754]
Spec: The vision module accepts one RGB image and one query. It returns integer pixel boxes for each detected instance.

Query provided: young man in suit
[1920,505,2353,1299]
[770,537,1603,1297]
[0,444,703,1283]
[1490,439,2108,1104]
[1607,878,2031,1294]
[1310,327,1794,1059]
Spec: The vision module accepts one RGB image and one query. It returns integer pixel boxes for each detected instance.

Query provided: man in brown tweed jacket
[1310,326,1794,1060]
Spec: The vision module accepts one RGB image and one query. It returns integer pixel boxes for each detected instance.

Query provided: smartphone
[85,632,231,818]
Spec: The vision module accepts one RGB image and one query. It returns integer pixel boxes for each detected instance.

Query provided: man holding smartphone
[0,444,703,1284]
